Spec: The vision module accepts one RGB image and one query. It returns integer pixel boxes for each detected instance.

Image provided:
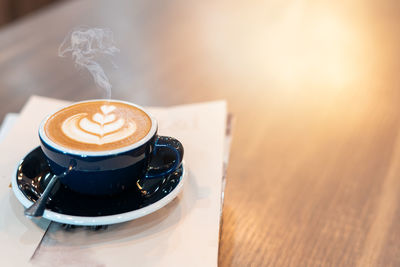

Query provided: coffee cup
[38,99,184,196]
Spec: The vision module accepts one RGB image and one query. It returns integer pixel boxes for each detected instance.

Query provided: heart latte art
[62,105,136,145]
[44,101,152,151]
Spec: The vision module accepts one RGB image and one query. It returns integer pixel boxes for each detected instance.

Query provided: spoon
[24,174,59,218]
[24,164,74,218]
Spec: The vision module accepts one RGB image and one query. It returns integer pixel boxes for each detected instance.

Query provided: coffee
[44,100,152,152]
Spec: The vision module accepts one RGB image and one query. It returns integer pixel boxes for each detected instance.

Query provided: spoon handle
[24,175,59,218]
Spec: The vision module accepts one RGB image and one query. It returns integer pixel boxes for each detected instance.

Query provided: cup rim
[38,99,158,157]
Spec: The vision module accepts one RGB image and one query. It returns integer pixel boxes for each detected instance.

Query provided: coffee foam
[44,101,152,151]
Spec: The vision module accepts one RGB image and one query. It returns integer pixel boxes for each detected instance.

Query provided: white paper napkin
[0,96,227,267]
[0,113,19,143]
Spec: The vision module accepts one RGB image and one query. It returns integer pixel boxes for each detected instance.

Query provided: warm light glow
[195,1,372,94]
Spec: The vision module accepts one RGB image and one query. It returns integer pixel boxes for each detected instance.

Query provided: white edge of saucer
[12,158,186,226]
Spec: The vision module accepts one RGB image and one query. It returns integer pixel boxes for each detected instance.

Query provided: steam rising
[58,27,119,98]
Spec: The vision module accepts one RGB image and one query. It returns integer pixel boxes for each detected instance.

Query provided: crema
[44,100,152,151]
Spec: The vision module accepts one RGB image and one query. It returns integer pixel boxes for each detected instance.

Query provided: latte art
[61,104,137,145]
[44,100,152,151]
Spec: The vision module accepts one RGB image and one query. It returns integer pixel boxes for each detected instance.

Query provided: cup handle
[145,136,184,179]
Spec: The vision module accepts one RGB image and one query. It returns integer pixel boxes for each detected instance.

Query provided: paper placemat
[0,113,19,143]
[0,96,228,267]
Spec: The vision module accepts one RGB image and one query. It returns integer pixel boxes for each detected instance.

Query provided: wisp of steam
[58,27,119,99]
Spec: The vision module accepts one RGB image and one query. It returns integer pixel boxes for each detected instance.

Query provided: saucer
[12,146,185,226]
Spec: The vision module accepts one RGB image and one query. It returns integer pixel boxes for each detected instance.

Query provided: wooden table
[1,0,400,266]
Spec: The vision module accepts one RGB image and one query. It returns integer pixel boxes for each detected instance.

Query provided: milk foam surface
[61,105,137,145]
[44,101,152,151]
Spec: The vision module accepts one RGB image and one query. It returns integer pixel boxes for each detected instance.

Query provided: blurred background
[0,0,63,27]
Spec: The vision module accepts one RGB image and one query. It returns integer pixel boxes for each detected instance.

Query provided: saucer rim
[12,146,185,226]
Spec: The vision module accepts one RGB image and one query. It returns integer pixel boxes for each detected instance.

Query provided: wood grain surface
[1,0,400,266]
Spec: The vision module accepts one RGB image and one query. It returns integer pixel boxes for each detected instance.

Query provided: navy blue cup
[38,100,184,196]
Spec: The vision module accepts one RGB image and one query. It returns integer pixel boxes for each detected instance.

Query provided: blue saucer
[12,146,185,226]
